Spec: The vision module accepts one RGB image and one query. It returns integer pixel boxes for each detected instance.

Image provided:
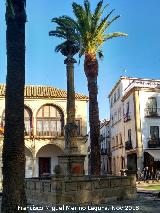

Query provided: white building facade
[109,76,160,175]
[0,84,88,188]
[100,120,111,174]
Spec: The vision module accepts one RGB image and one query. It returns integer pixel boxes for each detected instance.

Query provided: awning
[145,150,160,161]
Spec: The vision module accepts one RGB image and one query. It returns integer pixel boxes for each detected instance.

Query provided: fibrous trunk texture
[84,54,100,176]
[1,1,27,212]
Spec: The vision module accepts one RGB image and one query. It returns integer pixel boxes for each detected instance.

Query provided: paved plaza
[25,192,160,213]
[0,192,159,213]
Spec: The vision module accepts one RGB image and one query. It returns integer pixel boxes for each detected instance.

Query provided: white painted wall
[123,93,137,149]
[139,91,160,150]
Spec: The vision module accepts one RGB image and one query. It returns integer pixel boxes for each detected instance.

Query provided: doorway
[39,157,51,176]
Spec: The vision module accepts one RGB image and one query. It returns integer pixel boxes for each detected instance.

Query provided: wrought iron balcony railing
[101,148,107,155]
[36,131,62,137]
[101,148,111,156]
[148,138,160,148]
[145,108,160,117]
[125,140,133,150]
[123,113,131,122]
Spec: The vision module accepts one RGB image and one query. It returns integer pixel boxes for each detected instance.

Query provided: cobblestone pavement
[0,192,160,213]
[26,193,160,213]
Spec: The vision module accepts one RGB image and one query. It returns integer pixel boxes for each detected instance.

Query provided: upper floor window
[117,88,120,99]
[24,107,32,136]
[1,107,32,136]
[118,107,121,121]
[111,115,114,126]
[128,129,131,141]
[126,102,130,114]
[150,126,159,139]
[36,105,64,137]
[110,97,113,107]
[124,102,131,122]
[147,97,157,112]
[116,135,118,146]
[114,93,116,103]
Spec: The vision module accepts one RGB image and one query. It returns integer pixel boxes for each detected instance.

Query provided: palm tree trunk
[84,54,101,176]
[1,1,27,212]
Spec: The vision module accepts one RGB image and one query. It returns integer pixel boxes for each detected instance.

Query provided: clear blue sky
[0,0,160,121]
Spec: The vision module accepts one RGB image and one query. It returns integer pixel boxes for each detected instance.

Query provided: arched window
[36,105,63,136]
[24,107,32,136]
[1,107,32,136]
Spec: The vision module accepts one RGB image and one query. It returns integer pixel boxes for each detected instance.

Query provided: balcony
[145,108,160,117]
[36,131,62,137]
[125,141,133,150]
[148,138,160,148]
[123,113,131,122]
[101,148,107,155]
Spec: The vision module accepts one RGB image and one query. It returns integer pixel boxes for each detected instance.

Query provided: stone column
[58,40,86,177]
[32,157,37,177]
[64,55,78,153]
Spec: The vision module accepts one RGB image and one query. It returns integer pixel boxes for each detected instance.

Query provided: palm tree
[1,1,27,212]
[50,0,127,176]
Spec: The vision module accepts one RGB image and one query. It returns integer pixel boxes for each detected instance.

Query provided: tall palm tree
[1,1,27,212]
[50,0,127,176]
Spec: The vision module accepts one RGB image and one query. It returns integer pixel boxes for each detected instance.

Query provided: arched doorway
[36,144,63,177]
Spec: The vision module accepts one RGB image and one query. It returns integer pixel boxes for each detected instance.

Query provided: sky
[0,0,160,122]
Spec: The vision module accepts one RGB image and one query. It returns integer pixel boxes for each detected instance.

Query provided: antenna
[124,68,127,77]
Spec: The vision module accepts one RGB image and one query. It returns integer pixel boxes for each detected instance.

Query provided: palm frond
[50,0,127,58]
[95,9,115,36]
[108,15,120,26]
[72,2,88,36]
[51,17,73,30]
[94,0,103,16]
[49,30,67,39]
[91,1,103,34]
[51,16,81,42]
[55,41,67,53]
[84,0,91,15]
[72,2,85,23]
[97,50,104,60]
[60,15,81,32]
[84,0,92,30]
[103,32,128,41]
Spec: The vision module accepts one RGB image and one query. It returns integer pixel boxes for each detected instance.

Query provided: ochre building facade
[0,84,88,189]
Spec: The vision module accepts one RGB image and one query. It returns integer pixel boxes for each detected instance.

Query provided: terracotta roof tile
[0,84,88,100]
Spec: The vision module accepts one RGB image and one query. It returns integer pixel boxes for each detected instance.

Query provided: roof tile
[0,84,88,100]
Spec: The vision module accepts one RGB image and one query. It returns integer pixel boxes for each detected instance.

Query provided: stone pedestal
[58,154,86,177]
